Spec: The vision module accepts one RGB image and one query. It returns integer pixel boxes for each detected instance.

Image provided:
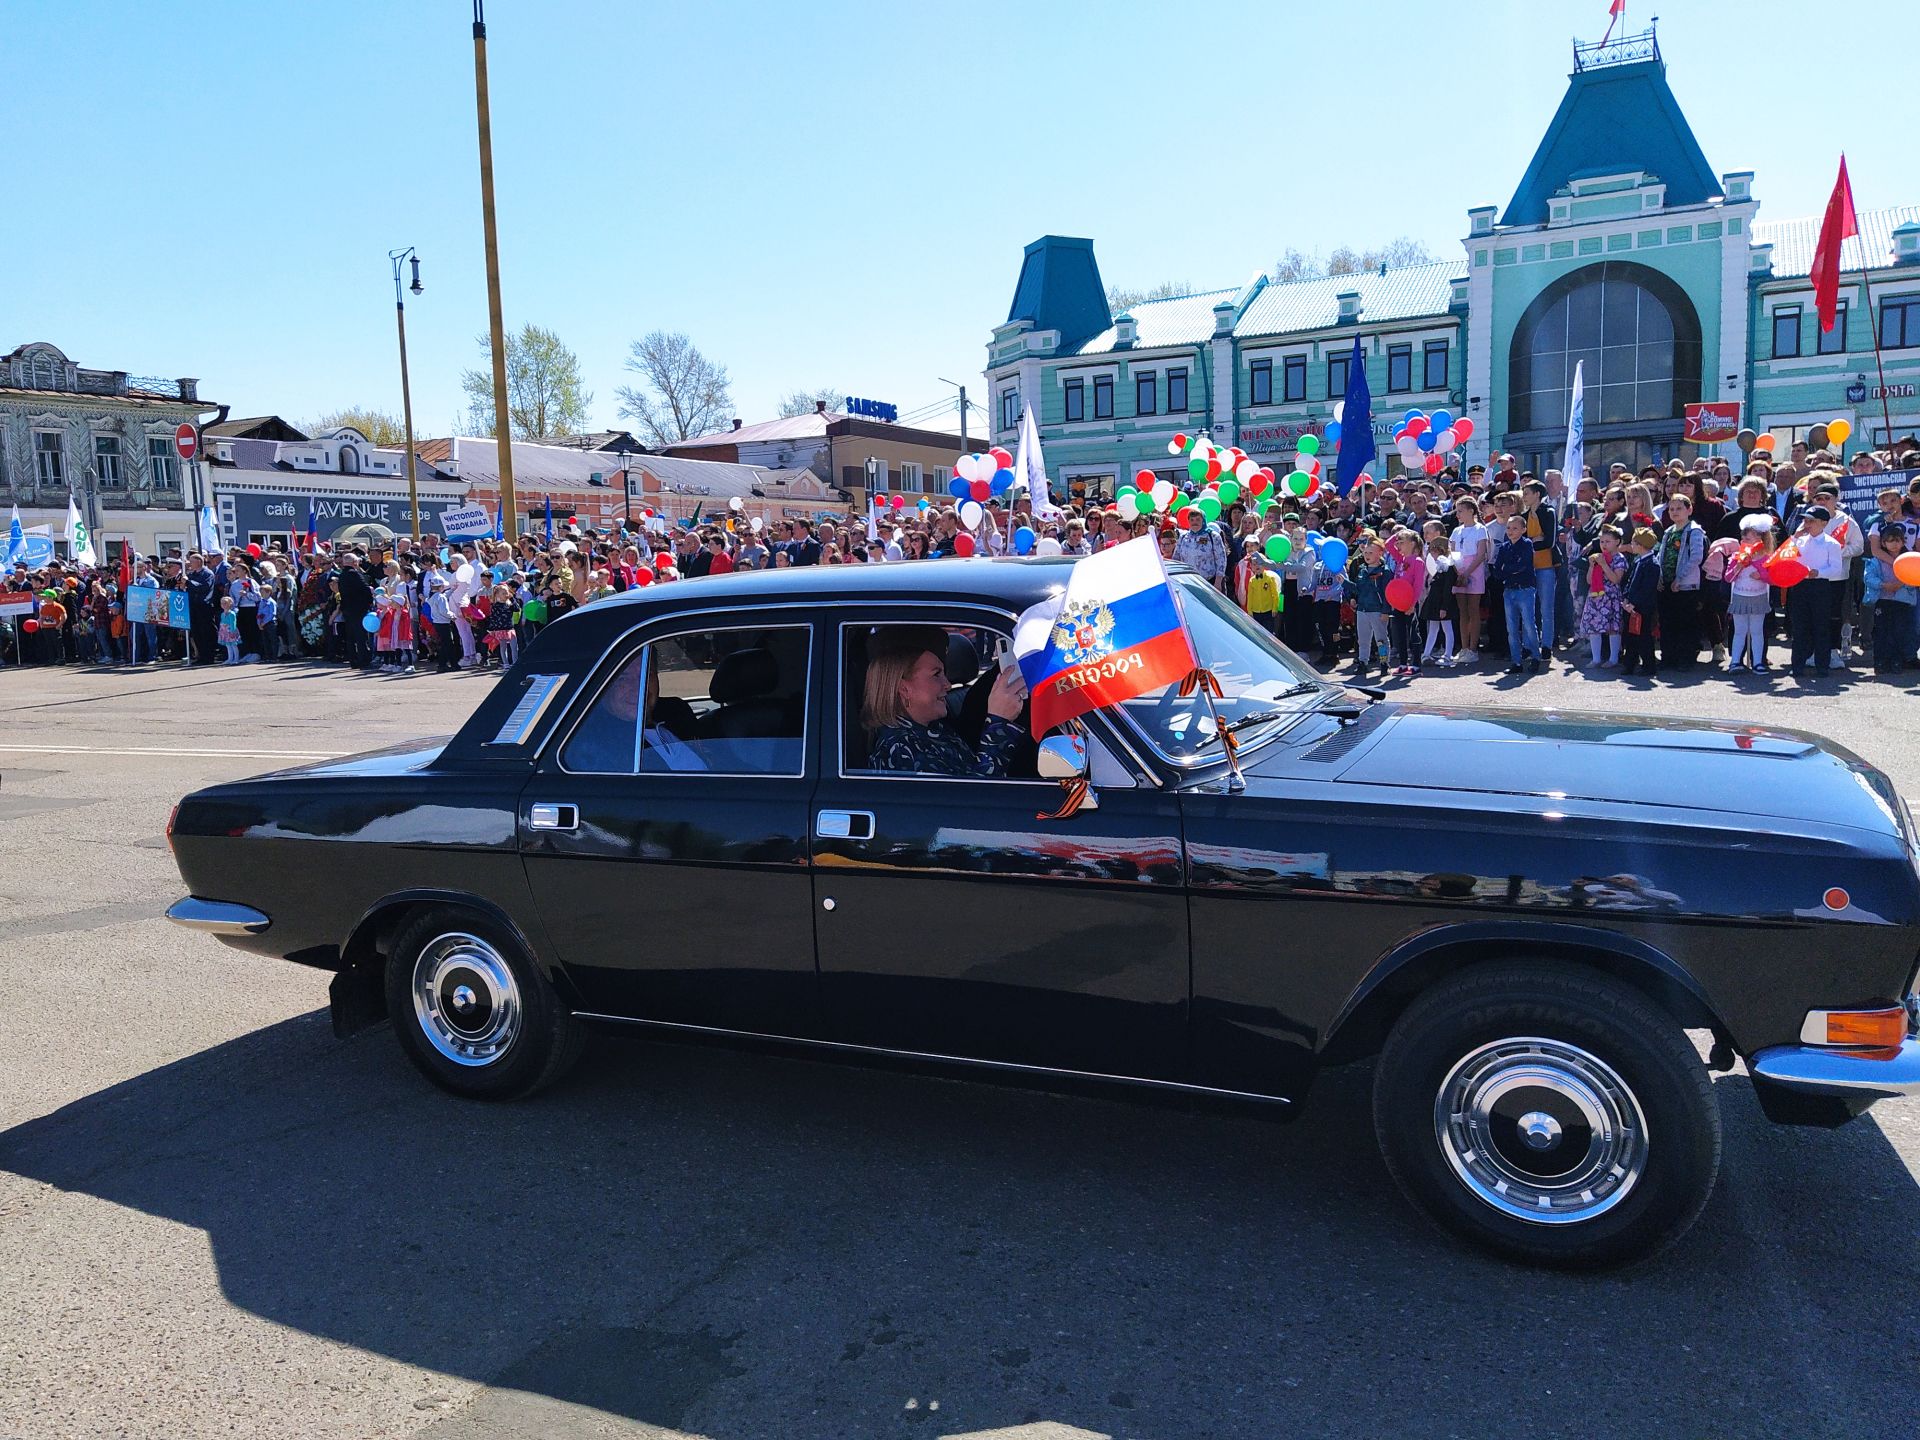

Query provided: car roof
[601,556,1084,614]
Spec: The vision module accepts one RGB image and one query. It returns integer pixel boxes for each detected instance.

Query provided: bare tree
[304,408,405,445]
[778,386,842,419]
[1272,237,1436,283]
[616,332,734,445]
[459,324,592,439]
[1105,280,1194,313]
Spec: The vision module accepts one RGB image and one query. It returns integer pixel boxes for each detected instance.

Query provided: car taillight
[165,803,179,851]
[1801,1007,1909,1050]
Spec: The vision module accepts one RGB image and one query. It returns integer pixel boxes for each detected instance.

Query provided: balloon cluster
[947,447,1016,502]
[1732,429,1776,459]
[1736,417,1852,458]
[1135,432,1323,525]
[1390,408,1475,477]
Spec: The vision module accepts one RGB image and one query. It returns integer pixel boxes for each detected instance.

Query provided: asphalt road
[2,651,1918,1440]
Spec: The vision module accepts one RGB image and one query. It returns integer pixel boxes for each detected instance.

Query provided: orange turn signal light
[1817,1008,1909,1049]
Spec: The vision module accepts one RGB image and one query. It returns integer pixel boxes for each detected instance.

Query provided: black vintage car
[166,559,1920,1267]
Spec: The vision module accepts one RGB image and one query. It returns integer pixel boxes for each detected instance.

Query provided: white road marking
[0,744,339,760]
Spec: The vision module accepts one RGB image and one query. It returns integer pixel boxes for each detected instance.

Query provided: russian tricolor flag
[1013,535,1197,739]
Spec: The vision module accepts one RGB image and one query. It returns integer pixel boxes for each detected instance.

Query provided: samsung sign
[845,396,898,422]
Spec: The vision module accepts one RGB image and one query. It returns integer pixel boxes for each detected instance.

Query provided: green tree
[616,331,734,446]
[1105,280,1194,313]
[777,386,842,418]
[304,408,405,446]
[460,324,593,439]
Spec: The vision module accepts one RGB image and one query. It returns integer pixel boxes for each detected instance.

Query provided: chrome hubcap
[1435,1037,1648,1225]
[412,932,521,1067]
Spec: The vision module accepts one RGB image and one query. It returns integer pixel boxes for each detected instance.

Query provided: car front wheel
[1373,962,1721,1269]
[385,906,583,1100]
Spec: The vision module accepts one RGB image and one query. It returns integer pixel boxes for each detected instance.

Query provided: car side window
[842,622,1040,780]
[560,625,810,776]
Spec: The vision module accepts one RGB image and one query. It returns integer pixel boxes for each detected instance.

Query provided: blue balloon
[1416,429,1438,452]
[1013,526,1036,555]
[361,612,380,633]
[1325,421,1342,444]
[1430,409,1453,432]
[1317,538,1348,571]
[1305,530,1325,548]
[990,467,1015,494]
[947,477,970,499]
[1403,408,1424,423]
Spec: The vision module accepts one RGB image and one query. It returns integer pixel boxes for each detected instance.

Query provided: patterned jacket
[868,716,1023,777]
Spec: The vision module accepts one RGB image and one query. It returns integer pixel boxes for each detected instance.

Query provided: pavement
[2,650,1918,1440]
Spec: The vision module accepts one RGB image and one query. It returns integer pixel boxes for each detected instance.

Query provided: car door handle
[816,809,874,841]
[529,803,579,832]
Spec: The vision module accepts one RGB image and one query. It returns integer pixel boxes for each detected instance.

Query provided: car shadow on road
[5,1014,1919,1439]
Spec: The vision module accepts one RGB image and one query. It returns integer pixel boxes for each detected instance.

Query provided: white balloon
[1434,427,1457,453]
[1233,458,1260,485]
[1151,480,1176,509]
[954,454,979,483]
[728,496,744,512]
[749,516,763,532]
[1035,537,1063,556]
[958,500,983,529]
[1332,399,1346,422]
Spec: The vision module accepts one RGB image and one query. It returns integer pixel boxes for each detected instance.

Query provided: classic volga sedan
[166,559,1920,1267]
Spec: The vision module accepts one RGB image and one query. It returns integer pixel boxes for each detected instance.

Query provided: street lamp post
[389,248,423,543]
[472,0,516,533]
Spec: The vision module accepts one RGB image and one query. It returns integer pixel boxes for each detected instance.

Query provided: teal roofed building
[981,24,1919,504]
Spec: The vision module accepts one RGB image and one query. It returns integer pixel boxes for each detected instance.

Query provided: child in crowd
[257,584,278,662]
[1312,546,1347,665]
[1348,538,1391,676]
[1579,525,1627,669]
[1384,528,1427,678]
[217,594,241,665]
[1862,528,1918,674]
[1418,525,1458,667]
[1725,515,1776,673]
[1490,513,1541,675]
[1620,528,1661,676]
[486,583,519,669]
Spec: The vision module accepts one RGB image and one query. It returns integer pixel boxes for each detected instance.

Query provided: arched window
[1508,262,1701,434]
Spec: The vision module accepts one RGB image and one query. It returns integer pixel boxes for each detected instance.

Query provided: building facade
[665,402,970,509]
[207,425,470,551]
[0,341,219,557]
[983,28,1920,497]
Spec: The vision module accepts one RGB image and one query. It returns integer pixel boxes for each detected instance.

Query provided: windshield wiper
[1191,692,1318,753]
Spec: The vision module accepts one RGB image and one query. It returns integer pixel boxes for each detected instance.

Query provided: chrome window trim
[552,620,815,780]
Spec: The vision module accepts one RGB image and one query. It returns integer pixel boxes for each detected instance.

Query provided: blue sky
[8,0,1910,439]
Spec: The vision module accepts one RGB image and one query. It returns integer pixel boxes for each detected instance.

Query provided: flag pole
[1858,253,1897,459]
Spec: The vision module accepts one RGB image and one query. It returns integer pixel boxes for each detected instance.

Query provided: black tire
[1373,962,1720,1269]
[384,905,584,1100]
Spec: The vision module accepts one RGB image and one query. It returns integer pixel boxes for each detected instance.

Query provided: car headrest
[710,647,778,704]
[945,631,980,687]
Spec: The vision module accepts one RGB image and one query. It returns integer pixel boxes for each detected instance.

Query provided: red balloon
[1766,555,1808,588]
[954,533,977,557]
[246,543,262,558]
[1205,458,1222,482]
[890,494,905,508]
[1452,417,1475,443]
[970,478,992,501]
[1384,577,1416,613]
[1404,415,1429,436]
[1174,506,1198,528]
[633,567,654,586]
[1173,432,1189,450]
[1247,472,1270,497]
[654,551,673,569]
[21,619,36,634]
[1306,458,1321,474]
[1423,454,1445,475]
[1134,468,1156,487]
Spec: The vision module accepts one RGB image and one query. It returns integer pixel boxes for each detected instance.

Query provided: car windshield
[1116,576,1326,761]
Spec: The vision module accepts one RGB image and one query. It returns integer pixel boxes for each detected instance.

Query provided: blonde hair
[860,640,937,731]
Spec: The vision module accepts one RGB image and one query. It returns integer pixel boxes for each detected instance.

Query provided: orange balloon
[1828,417,1852,445]
[1893,551,1920,587]
[1751,433,1776,453]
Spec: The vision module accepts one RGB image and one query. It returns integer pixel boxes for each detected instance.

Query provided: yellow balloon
[1827,417,1852,445]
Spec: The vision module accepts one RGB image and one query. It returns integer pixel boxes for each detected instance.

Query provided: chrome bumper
[1749,1039,1920,1101]
[166,897,271,936]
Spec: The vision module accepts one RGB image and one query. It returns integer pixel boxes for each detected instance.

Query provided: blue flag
[1335,334,1375,495]
[544,494,553,545]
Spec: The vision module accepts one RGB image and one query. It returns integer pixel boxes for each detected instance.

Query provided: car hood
[1257,702,1908,839]
[259,737,452,781]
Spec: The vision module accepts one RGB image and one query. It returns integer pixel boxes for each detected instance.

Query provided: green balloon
[1116,486,1138,503]
[1218,479,1241,505]
[1197,495,1221,522]
[1285,470,1313,497]
[1187,456,1208,481]
[1254,495,1274,515]
[1264,533,1293,564]
[1133,491,1156,516]
[1296,433,1321,456]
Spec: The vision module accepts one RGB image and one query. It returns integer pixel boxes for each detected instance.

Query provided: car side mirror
[1036,733,1089,782]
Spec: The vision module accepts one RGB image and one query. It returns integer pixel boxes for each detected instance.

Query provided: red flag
[1811,156,1858,334]
[1610,0,1625,12]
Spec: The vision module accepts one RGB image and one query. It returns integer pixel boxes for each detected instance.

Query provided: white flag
[5,504,22,563]
[1015,404,1055,516]
[198,504,221,552]
[65,494,97,566]
[1562,359,1585,491]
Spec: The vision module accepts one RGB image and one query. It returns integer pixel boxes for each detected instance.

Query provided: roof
[1753,204,1920,279]
[629,452,787,498]
[1007,236,1113,353]
[210,435,456,482]
[205,415,308,441]
[674,412,835,448]
[1068,289,1237,355]
[424,435,780,497]
[1237,261,1464,337]
[1502,58,1720,226]
[580,554,1087,618]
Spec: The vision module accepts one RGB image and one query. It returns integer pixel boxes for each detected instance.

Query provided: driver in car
[864,627,1027,777]
[567,654,705,772]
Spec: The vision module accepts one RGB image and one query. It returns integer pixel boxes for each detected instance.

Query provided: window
[1283,356,1306,402]
[1423,340,1449,390]
[1882,296,1920,349]
[1250,359,1272,406]
[147,437,180,490]
[1063,378,1084,422]
[897,462,922,492]
[94,433,123,487]
[560,626,811,776]
[33,431,64,488]
[1167,367,1188,413]
[1771,307,1801,359]
[1135,372,1157,416]
[1093,375,1114,419]
[1507,262,1703,433]
[1326,353,1349,399]
[1817,301,1848,355]
[1387,345,1413,393]
[930,466,950,496]
[999,389,1018,430]
[843,623,1040,779]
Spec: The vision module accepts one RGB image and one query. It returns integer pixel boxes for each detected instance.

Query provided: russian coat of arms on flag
[1013,536,1197,739]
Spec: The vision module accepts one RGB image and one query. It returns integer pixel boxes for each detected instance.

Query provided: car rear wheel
[385,906,583,1100]
[1373,962,1721,1269]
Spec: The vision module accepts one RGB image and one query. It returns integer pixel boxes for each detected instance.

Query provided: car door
[519,611,823,1038]
[810,604,1189,1082]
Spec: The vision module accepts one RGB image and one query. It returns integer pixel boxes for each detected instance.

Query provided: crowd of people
[5,439,1918,684]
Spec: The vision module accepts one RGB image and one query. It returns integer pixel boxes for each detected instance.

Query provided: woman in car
[863,628,1028,776]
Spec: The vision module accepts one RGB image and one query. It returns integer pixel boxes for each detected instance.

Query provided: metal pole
[472,1,516,532]
[391,249,422,544]
[959,385,969,453]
